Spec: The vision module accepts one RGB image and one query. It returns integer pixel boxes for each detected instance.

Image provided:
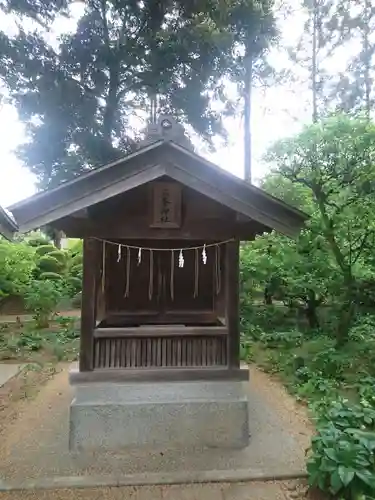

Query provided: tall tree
[0,0,278,189]
[287,0,342,121]
[327,0,375,117]
[229,0,278,182]
[266,114,375,345]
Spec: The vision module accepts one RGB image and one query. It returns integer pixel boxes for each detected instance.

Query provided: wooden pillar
[79,237,98,371]
[225,239,240,369]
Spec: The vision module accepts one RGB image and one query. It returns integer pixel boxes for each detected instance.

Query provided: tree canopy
[242,115,375,345]
[0,0,278,188]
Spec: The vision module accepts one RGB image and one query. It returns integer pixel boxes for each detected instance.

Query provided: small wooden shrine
[9,116,305,385]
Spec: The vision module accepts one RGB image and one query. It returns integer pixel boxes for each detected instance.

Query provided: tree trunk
[363,0,371,119]
[336,297,355,347]
[102,66,119,143]
[244,53,253,183]
[335,275,356,346]
[264,285,273,305]
[305,290,320,329]
[53,230,63,250]
[312,0,318,123]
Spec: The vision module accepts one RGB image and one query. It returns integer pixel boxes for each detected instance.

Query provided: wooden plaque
[150,182,182,228]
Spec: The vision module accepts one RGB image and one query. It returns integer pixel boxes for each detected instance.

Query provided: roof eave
[0,207,18,240]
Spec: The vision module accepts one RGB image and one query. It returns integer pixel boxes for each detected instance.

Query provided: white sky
[0,1,351,208]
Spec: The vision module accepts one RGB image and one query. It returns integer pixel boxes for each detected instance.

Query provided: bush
[307,394,375,499]
[307,424,375,498]
[70,253,83,266]
[35,244,56,257]
[296,374,338,401]
[24,280,63,328]
[38,255,64,273]
[310,348,351,380]
[65,276,82,296]
[319,399,375,430]
[48,250,67,264]
[40,272,64,281]
[17,330,44,351]
[349,315,375,343]
[69,264,82,279]
[27,237,50,247]
[0,240,35,301]
[260,329,303,349]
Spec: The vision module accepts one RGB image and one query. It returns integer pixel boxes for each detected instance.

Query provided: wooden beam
[225,239,240,369]
[93,326,227,338]
[79,237,98,371]
[54,216,261,241]
[70,367,249,384]
[99,310,220,327]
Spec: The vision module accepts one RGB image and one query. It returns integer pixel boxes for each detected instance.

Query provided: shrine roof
[0,205,18,240]
[8,139,307,238]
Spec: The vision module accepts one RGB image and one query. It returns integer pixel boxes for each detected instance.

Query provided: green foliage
[0,0,278,187]
[241,307,375,499]
[35,245,56,257]
[258,115,375,345]
[0,239,35,301]
[310,348,351,380]
[48,250,67,264]
[33,244,70,285]
[65,276,82,296]
[24,280,63,328]
[26,236,50,247]
[307,392,375,499]
[296,375,338,401]
[307,424,375,498]
[0,317,79,363]
[39,272,64,281]
[37,255,64,273]
[262,329,303,348]
[349,315,375,343]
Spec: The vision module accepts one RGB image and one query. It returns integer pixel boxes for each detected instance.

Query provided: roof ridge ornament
[139,114,194,151]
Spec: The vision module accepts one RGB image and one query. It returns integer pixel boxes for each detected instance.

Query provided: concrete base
[69,378,249,451]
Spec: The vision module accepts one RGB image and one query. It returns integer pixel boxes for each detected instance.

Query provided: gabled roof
[0,205,18,240]
[9,140,307,237]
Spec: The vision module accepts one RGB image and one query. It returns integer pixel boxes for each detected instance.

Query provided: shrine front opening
[87,237,236,372]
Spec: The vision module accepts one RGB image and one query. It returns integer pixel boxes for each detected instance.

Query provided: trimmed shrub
[35,244,56,256]
[64,276,82,297]
[38,256,64,273]
[70,253,83,266]
[27,237,50,247]
[48,250,68,264]
[40,272,64,281]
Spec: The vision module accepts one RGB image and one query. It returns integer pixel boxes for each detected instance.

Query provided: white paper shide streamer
[202,244,207,264]
[178,249,184,268]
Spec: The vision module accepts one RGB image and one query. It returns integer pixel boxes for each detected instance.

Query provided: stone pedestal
[69,377,249,451]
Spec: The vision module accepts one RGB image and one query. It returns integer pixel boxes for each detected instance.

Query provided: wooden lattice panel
[93,335,227,369]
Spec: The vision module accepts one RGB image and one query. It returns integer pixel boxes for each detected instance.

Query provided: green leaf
[356,470,375,489]
[324,448,338,462]
[337,465,355,487]
[330,470,343,495]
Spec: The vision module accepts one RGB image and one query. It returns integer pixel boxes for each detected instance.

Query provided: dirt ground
[0,365,325,500]
[0,363,58,439]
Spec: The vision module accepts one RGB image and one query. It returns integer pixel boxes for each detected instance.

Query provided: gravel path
[0,365,317,499]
